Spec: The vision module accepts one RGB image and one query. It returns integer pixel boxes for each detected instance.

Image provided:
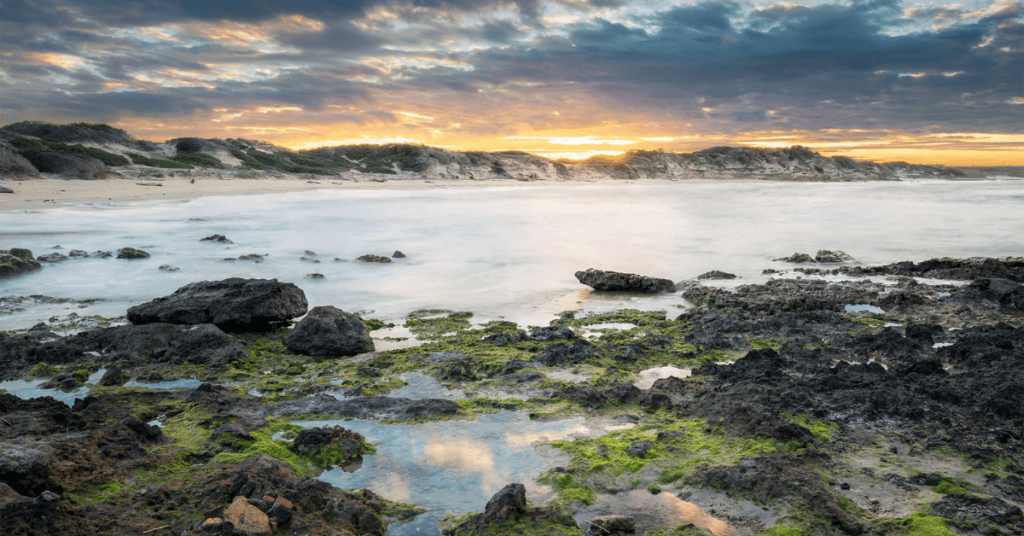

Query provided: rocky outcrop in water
[285,306,373,357]
[267,395,460,420]
[575,268,676,293]
[126,278,308,331]
[796,256,1024,282]
[0,249,41,277]
[448,483,578,535]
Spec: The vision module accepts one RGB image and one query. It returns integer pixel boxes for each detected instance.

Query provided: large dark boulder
[285,306,373,357]
[0,248,41,277]
[575,268,676,293]
[70,323,245,367]
[126,278,307,332]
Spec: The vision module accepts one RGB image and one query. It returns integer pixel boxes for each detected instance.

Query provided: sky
[1,0,1022,165]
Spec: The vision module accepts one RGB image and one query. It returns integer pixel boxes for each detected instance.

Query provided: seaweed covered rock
[773,252,816,263]
[575,268,676,293]
[126,278,308,331]
[116,247,149,259]
[0,248,41,277]
[290,425,370,467]
[815,250,855,263]
[449,483,578,535]
[356,254,392,263]
[285,306,373,357]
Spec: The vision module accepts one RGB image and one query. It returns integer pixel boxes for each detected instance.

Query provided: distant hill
[0,120,1019,181]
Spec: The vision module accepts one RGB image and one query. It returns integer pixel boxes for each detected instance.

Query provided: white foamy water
[2,180,1022,330]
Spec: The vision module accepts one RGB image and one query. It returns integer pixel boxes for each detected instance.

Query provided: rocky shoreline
[1,257,1022,535]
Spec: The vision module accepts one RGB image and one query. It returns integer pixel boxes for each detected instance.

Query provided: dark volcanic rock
[773,252,816,263]
[948,278,1024,311]
[36,253,67,263]
[0,332,89,380]
[71,323,245,367]
[285,306,373,357]
[683,278,879,315]
[529,326,575,341]
[697,270,737,280]
[290,425,367,462]
[356,254,391,263]
[116,247,149,259]
[392,250,406,258]
[534,339,597,366]
[574,268,676,293]
[98,366,126,386]
[201,234,233,243]
[126,278,308,331]
[795,256,1024,282]
[930,493,1023,534]
[266,395,460,420]
[815,250,855,263]
[454,483,575,534]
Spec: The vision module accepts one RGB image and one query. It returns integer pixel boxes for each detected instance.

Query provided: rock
[534,339,597,366]
[529,326,575,341]
[905,322,943,345]
[457,483,527,531]
[303,273,324,279]
[815,250,855,263]
[773,252,816,263]
[212,422,254,442]
[589,515,637,534]
[36,252,68,263]
[285,306,373,357]
[71,323,246,367]
[356,254,392,263]
[948,278,1024,311]
[697,270,737,280]
[27,322,49,333]
[201,234,233,243]
[267,394,460,420]
[223,495,272,536]
[304,250,316,256]
[392,250,406,258]
[92,250,113,258]
[68,250,88,257]
[266,499,293,526]
[300,257,320,263]
[0,187,13,194]
[931,493,1023,533]
[626,440,654,457]
[290,425,368,465]
[408,351,470,363]
[126,278,308,331]
[158,265,180,272]
[117,247,150,259]
[575,268,676,293]
[99,366,126,386]
[0,250,42,277]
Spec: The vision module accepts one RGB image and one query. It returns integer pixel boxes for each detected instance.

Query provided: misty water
[2,179,1022,331]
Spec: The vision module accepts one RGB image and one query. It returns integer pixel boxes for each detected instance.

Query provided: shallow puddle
[633,366,691,389]
[844,304,885,314]
[0,369,105,406]
[296,411,593,535]
[544,369,593,384]
[574,489,735,535]
[371,325,424,351]
[385,372,464,400]
[124,378,204,389]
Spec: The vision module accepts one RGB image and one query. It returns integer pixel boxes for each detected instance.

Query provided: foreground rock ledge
[575,268,676,293]
[126,278,308,332]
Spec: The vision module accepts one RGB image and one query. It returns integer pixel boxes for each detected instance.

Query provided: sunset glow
[2,0,1021,165]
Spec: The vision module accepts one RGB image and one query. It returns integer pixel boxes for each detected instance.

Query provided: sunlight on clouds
[505,136,637,145]
[27,53,85,70]
[396,111,435,121]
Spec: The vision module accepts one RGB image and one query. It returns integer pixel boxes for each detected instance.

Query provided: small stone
[158,265,180,272]
[356,254,392,263]
[0,186,14,194]
[304,273,325,279]
[68,250,89,257]
[697,270,737,280]
[304,250,317,256]
[773,252,816,263]
[201,234,233,243]
[392,250,406,258]
[92,251,113,258]
[36,253,68,263]
[223,496,272,536]
[27,322,50,333]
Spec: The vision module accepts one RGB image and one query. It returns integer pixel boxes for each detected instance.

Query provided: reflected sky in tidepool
[294,411,591,535]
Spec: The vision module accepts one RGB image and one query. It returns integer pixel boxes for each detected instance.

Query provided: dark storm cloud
[1,0,1020,134]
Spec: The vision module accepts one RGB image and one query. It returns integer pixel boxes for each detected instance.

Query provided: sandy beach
[0,175,690,211]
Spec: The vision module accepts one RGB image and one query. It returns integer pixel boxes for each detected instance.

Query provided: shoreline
[2,174,1021,212]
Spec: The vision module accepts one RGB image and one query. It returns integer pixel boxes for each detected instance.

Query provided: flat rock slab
[575,268,676,293]
[126,278,308,332]
[266,394,460,420]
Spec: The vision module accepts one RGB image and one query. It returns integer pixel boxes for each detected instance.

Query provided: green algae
[67,481,124,506]
[782,413,838,442]
[405,310,474,340]
[646,526,716,536]
[361,317,395,331]
[439,509,582,536]
[870,513,956,536]
[26,362,58,377]
[931,477,974,495]
[754,527,806,536]
[211,418,374,475]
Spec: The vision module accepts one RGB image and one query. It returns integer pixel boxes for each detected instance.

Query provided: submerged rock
[116,247,150,259]
[815,250,855,263]
[0,249,41,278]
[392,250,406,258]
[356,254,392,263]
[285,306,373,357]
[697,270,737,280]
[201,234,233,243]
[773,252,816,263]
[36,252,67,263]
[126,278,308,331]
[589,515,637,534]
[68,250,88,257]
[267,394,460,420]
[575,268,676,293]
[158,264,180,272]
